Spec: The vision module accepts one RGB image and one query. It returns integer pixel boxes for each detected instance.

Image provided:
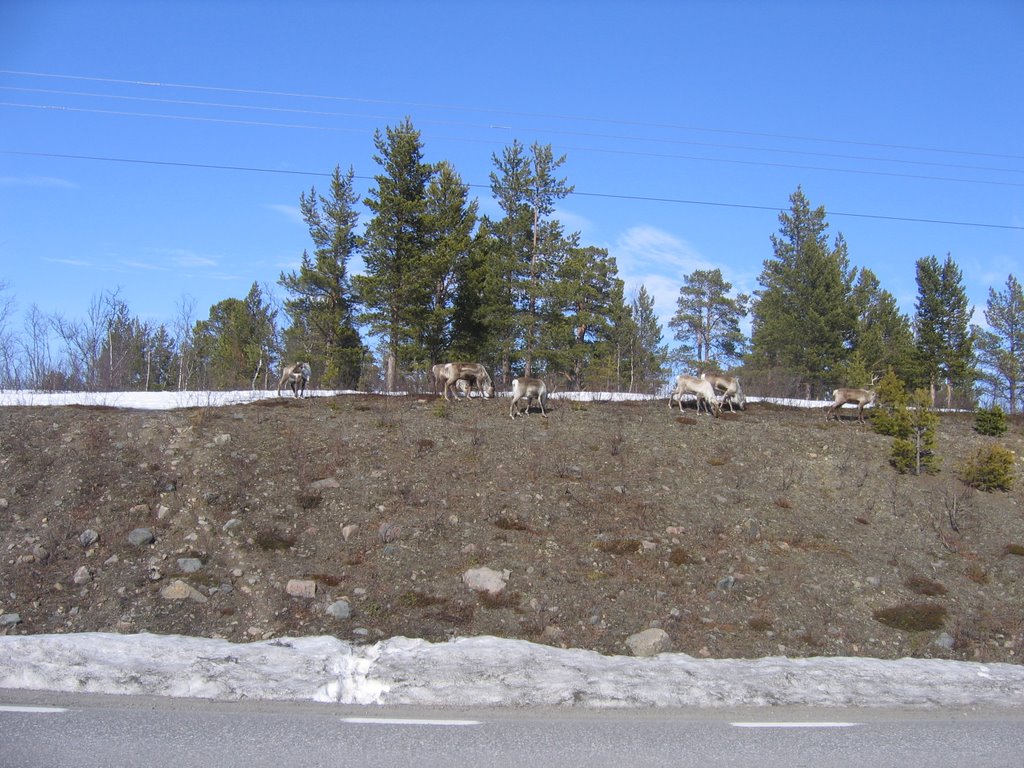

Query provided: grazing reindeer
[700,373,746,412]
[431,363,447,396]
[438,362,495,402]
[509,376,548,419]
[277,362,312,398]
[669,374,721,416]
[826,380,877,424]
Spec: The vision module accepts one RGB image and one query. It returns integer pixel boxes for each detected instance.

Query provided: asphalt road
[2,690,1022,768]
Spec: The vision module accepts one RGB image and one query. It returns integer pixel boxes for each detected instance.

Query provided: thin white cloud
[553,206,592,236]
[265,203,305,225]
[614,225,712,273]
[0,175,78,189]
[43,257,92,267]
[120,259,169,272]
[145,248,219,269]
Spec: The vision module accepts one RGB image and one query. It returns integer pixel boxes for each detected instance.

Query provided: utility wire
[5,149,1022,231]
[3,101,1022,189]
[3,85,1022,177]
[3,68,1022,162]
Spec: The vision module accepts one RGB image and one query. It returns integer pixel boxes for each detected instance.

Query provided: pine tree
[914,254,975,407]
[975,274,1024,414]
[890,389,941,475]
[749,187,856,393]
[354,119,438,391]
[279,166,364,389]
[669,268,748,370]
[195,283,277,389]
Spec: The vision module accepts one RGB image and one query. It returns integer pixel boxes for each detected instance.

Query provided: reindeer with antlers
[826,376,878,424]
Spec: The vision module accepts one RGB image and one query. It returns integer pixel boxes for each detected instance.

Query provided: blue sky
[1,0,1022,348]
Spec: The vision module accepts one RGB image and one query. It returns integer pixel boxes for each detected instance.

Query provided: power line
[3,101,1022,189]
[3,68,1023,163]
[5,149,1022,231]
[4,85,1022,178]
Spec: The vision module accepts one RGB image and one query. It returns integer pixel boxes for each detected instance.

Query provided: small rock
[378,522,401,543]
[0,613,21,628]
[129,504,149,516]
[177,558,203,574]
[79,529,99,548]
[72,566,91,585]
[717,575,736,591]
[213,433,231,446]
[626,628,672,657]
[326,600,352,620]
[310,478,341,490]
[161,579,207,603]
[462,567,510,596]
[933,632,956,650]
[127,528,155,547]
[286,579,316,599]
[341,524,358,541]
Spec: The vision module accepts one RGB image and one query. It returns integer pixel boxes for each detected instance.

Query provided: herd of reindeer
[276,360,879,424]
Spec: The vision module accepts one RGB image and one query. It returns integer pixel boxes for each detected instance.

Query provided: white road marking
[341,717,481,727]
[732,722,860,729]
[0,705,68,714]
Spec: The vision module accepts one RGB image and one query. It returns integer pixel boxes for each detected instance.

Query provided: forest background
[2,119,1022,413]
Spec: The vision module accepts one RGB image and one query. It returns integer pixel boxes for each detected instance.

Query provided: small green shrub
[595,538,642,555]
[905,574,947,596]
[668,547,693,566]
[958,444,1016,491]
[974,406,1008,437]
[891,438,940,475]
[872,368,910,438]
[873,603,947,632]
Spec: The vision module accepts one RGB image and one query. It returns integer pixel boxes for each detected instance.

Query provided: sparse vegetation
[974,406,1008,437]
[873,603,948,632]
[958,444,1016,491]
[2,395,1023,664]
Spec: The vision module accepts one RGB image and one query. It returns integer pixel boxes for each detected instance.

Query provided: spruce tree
[749,187,856,393]
[421,161,478,368]
[627,286,668,393]
[914,254,975,407]
[850,267,916,382]
[355,118,435,391]
[487,140,574,378]
[279,166,364,389]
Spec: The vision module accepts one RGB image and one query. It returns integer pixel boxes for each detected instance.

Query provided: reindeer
[509,376,548,419]
[431,363,447,396]
[700,373,746,412]
[826,379,877,424]
[437,362,495,402]
[277,362,312,398]
[669,374,722,416]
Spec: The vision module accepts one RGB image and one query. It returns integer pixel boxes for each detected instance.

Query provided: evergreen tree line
[1,120,1021,412]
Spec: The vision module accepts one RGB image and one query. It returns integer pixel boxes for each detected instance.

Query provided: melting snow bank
[2,633,1023,709]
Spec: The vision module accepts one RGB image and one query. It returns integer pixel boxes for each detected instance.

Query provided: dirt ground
[2,392,1023,663]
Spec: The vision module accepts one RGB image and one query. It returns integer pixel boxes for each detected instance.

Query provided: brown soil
[1,394,1022,663]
